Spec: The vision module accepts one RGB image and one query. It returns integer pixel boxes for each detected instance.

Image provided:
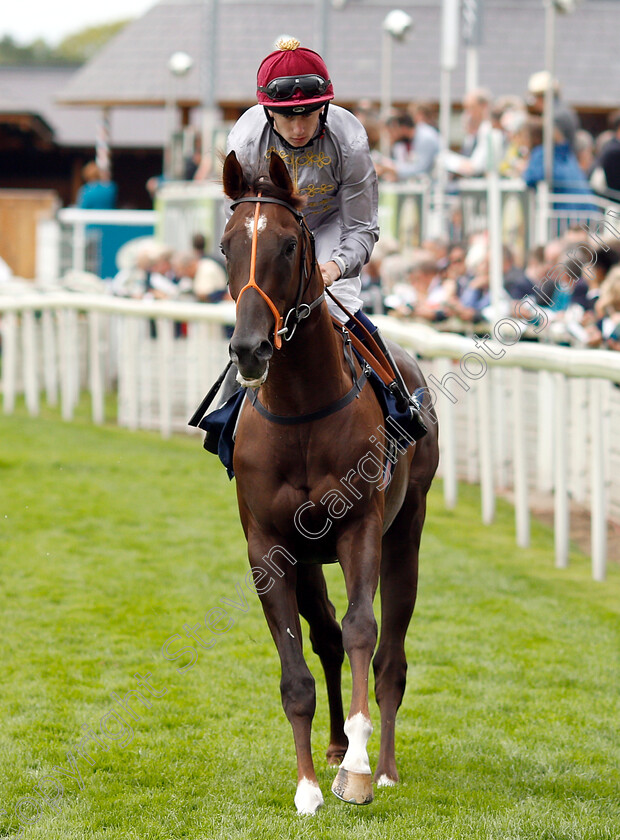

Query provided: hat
[527,70,559,97]
[257,37,334,111]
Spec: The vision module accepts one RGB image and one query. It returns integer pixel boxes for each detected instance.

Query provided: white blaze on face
[340,712,373,774]
[294,777,324,815]
[245,213,267,240]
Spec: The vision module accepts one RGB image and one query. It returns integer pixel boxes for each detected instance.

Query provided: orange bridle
[235,197,285,350]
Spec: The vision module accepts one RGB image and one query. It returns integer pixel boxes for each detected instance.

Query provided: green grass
[1,403,619,840]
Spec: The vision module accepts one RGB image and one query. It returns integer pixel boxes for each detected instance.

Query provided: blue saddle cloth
[198,362,424,480]
[198,389,245,479]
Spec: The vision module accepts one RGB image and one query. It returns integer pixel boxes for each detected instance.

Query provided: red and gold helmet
[257,38,334,113]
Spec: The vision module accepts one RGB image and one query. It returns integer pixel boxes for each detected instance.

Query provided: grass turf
[1,404,619,839]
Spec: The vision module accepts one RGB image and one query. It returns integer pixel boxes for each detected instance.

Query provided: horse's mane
[250,170,306,212]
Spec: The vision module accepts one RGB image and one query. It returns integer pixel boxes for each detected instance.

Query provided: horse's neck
[259,305,351,415]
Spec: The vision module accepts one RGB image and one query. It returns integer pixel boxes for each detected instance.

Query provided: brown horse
[221,150,439,815]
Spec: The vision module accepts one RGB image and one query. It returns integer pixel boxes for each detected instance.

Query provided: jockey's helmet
[257,38,334,115]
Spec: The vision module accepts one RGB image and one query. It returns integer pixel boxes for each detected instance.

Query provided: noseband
[230,195,324,349]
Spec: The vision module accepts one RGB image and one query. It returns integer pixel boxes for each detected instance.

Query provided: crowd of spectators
[360,226,620,352]
[110,233,229,305]
[104,68,620,354]
[362,70,620,205]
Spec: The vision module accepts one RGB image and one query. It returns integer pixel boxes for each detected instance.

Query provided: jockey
[224,37,425,430]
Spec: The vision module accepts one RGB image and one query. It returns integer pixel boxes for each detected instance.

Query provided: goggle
[258,74,331,101]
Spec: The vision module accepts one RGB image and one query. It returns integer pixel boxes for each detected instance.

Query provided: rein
[230,195,323,349]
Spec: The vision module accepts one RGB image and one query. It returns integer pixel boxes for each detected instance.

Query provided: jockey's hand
[319,261,341,287]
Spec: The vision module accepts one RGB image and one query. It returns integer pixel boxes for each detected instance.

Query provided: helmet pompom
[275,36,300,51]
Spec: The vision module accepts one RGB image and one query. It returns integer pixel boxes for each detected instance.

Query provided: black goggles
[258,74,331,101]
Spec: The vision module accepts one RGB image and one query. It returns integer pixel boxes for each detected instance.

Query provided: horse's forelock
[251,173,306,212]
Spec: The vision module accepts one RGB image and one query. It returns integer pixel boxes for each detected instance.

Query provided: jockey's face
[269,109,322,148]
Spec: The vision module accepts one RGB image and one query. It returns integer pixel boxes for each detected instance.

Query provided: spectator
[526,70,580,152]
[375,111,439,180]
[353,100,382,154]
[503,244,534,300]
[596,266,620,340]
[574,130,595,177]
[453,253,492,322]
[399,104,440,177]
[591,110,620,200]
[359,238,397,315]
[145,246,178,299]
[441,89,504,176]
[375,111,439,181]
[384,254,443,321]
[192,232,208,260]
[171,252,199,298]
[499,108,530,178]
[522,118,595,208]
[193,253,228,303]
[77,161,117,209]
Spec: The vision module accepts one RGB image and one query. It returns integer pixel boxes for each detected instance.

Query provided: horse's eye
[283,240,297,258]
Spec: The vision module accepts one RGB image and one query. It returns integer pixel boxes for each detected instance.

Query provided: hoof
[376,773,398,787]
[331,768,373,805]
[295,778,324,816]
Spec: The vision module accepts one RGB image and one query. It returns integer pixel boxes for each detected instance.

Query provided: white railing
[36,209,157,285]
[2,294,619,581]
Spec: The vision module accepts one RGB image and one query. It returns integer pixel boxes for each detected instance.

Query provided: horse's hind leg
[296,565,347,766]
[372,488,427,786]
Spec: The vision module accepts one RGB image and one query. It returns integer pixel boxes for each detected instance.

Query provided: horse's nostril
[256,340,273,361]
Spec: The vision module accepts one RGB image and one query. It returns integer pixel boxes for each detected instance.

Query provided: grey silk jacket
[226,104,379,316]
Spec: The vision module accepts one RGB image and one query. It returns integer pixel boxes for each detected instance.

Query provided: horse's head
[222,151,317,387]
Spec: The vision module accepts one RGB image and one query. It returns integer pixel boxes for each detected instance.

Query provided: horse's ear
[222,151,249,200]
[269,152,294,195]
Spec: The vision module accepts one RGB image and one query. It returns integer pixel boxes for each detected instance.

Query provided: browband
[230,196,304,222]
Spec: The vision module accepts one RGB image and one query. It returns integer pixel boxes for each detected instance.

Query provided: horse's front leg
[248,536,323,816]
[332,517,382,806]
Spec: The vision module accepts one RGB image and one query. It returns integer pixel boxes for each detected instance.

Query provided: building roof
[0,67,166,148]
[56,0,620,110]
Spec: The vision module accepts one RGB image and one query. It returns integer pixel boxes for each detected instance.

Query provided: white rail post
[58,308,76,421]
[157,317,174,438]
[467,381,479,485]
[492,366,507,489]
[2,311,18,414]
[41,308,58,406]
[21,309,39,416]
[88,310,104,425]
[569,377,587,504]
[436,358,458,509]
[478,372,495,525]
[537,369,554,493]
[118,317,140,431]
[553,372,569,568]
[590,378,607,581]
[512,367,530,548]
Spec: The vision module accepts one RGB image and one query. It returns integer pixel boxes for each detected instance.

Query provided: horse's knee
[280,672,316,721]
[342,605,378,653]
